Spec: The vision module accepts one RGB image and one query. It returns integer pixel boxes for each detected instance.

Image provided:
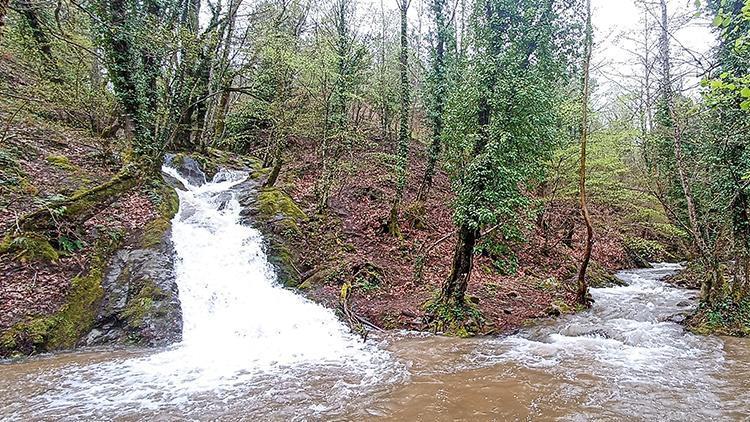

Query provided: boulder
[164,153,206,187]
[84,231,182,347]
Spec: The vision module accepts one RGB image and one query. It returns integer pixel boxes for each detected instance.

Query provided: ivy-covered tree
[702,0,750,304]
[430,0,583,328]
[386,0,411,236]
[92,0,181,170]
[576,0,594,306]
[417,0,452,204]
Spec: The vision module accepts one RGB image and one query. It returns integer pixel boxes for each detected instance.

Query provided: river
[1,169,748,421]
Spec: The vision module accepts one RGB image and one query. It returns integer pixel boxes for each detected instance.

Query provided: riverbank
[193,136,682,335]
[0,59,684,356]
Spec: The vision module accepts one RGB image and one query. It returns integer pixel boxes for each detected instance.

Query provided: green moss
[141,179,179,248]
[587,260,625,288]
[0,233,59,263]
[121,280,168,330]
[141,218,171,248]
[552,299,573,314]
[688,300,750,337]
[46,154,77,172]
[424,295,484,337]
[258,188,307,227]
[191,148,263,179]
[0,236,121,357]
[0,149,25,187]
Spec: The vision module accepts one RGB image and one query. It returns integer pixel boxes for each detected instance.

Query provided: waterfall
[23,167,395,418]
[163,166,376,368]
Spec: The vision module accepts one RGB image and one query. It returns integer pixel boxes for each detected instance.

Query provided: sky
[588,0,717,105]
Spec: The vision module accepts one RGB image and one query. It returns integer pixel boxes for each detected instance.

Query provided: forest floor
[264,134,645,334]
[0,56,161,333]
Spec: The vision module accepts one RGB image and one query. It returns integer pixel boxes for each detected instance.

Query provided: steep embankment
[218,135,681,335]
[0,109,183,357]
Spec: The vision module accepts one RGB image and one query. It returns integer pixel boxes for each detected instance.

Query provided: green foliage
[476,227,524,276]
[0,233,59,263]
[624,236,671,263]
[443,0,583,233]
[46,154,77,172]
[0,149,24,187]
[690,299,750,337]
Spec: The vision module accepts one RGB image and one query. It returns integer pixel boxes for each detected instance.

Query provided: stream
[1,170,748,421]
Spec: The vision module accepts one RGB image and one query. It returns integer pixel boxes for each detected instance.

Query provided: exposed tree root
[339,282,384,342]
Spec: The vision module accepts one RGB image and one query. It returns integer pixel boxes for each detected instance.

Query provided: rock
[676,300,692,308]
[503,308,513,315]
[215,191,233,211]
[546,304,563,317]
[667,313,688,324]
[85,234,182,347]
[507,291,519,299]
[164,153,207,187]
[161,170,187,191]
[468,295,480,304]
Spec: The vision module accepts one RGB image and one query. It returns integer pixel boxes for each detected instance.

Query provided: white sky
[589,0,716,103]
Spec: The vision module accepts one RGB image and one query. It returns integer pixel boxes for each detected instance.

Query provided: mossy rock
[0,233,59,263]
[46,154,78,172]
[190,148,263,179]
[687,300,750,337]
[0,236,120,357]
[267,238,300,288]
[257,187,307,234]
[664,261,703,290]
[624,236,671,265]
[587,260,626,288]
[423,296,484,337]
[141,179,179,248]
[121,279,170,329]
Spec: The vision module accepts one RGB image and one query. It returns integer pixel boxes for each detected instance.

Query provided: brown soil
[270,135,635,334]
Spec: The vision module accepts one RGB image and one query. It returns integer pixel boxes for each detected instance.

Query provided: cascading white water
[163,166,379,367]
[11,167,396,419]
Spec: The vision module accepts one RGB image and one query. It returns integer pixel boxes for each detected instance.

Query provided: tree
[15,0,58,79]
[314,0,367,211]
[387,0,411,236]
[417,0,451,204]
[702,0,750,303]
[576,0,594,306]
[431,0,582,326]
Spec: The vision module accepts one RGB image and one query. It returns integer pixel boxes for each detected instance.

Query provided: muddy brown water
[1,265,748,421]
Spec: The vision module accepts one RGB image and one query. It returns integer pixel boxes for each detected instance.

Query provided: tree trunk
[658,0,717,301]
[387,0,410,237]
[0,0,9,37]
[264,142,283,188]
[17,0,58,79]
[576,0,594,306]
[417,0,447,203]
[440,224,479,305]
[437,1,495,309]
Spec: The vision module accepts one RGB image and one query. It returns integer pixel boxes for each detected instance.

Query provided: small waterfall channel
[0,167,397,420]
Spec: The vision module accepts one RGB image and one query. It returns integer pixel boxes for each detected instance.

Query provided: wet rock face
[164,153,206,187]
[84,234,182,347]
